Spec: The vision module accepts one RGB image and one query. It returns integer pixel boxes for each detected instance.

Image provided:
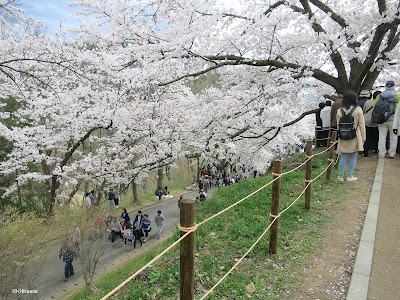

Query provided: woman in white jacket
[393,103,400,136]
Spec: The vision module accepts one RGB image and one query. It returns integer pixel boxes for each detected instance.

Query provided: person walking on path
[336,91,366,182]
[122,225,133,247]
[120,208,131,229]
[59,241,75,282]
[142,214,151,242]
[132,210,144,250]
[155,210,165,239]
[109,217,123,247]
[374,80,399,158]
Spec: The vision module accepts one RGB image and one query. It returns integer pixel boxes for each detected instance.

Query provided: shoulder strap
[348,106,357,116]
[340,107,346,115]
[364,106,373,114]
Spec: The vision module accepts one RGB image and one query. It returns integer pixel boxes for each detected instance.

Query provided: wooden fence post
[326,131,337,180]
[305,140,312,210]
[326,127,332,148]
[269,160,281,255]
[180,199,195,300]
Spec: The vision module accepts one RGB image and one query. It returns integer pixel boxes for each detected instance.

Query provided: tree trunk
[66,181,82,205]
[15,170,22,206]
[132,181,140,204]
[196,157,201,182]
[166,165,171,180]
[157,167,163,189]
[96,180,106,205]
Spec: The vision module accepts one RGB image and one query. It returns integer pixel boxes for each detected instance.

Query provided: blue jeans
[65,259,74,278]
[339,152,358,176]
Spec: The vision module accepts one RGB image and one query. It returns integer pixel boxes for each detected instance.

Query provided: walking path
[347,157,400,300]
[39,187,218,300]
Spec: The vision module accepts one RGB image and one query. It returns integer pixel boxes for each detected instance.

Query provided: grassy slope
[68,150,348,300]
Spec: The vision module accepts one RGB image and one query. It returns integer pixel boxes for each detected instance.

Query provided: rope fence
[101,138,339,300]
[200,158,335,299]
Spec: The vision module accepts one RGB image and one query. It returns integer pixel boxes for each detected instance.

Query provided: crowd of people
[186,164,261,195]
[315,80,400,182]
[108,209,165,250]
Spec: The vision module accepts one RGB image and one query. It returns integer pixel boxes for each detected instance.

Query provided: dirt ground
[289,154,378,300]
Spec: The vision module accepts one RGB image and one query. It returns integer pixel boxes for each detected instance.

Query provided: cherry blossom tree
[3,0,400,214]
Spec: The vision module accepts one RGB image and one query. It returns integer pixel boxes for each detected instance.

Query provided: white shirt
[320,106,332,129]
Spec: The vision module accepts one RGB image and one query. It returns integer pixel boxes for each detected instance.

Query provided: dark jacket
[121,212,130,222]
[59,246,75,262]
[133,214,143,230]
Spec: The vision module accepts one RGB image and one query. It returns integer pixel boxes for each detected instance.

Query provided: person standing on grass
[155,210,165,239]
[85,192,92,209]
[59,241,75,282]
[336,91,366,182]
[113,187,120,208]
[108,188,115,210]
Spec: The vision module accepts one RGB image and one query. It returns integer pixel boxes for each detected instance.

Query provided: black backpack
[338,107,357,140]
[371,95,394,124]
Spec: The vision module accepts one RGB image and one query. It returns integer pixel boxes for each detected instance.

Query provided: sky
[24,0,78,34]
[23,0,240,34]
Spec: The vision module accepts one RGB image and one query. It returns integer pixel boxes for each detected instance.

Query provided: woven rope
[178,223,198,232]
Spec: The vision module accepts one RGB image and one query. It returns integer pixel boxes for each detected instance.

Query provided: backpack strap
[340,107,358,130]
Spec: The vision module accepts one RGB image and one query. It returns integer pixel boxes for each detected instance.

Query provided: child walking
[122,225,132,247]
[143,214,151,243]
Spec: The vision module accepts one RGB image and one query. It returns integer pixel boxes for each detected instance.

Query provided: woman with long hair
[336,91,366,182]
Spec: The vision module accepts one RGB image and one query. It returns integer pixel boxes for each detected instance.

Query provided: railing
[101,132,339,300]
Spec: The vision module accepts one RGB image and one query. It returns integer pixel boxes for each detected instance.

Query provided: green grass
[67,151,351,300]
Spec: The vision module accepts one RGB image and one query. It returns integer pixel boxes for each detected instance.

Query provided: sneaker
[109,244,114,247]
[132,247,136,250]
[123,244,127,247]
[140,244,142,247]
[347,176,358,182]
[337,176,344,182]
[390,156,394,159]
[64,278,68,282]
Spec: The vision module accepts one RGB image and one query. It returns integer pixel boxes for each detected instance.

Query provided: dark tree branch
[229,108,318,140]
[60,121,113,168]
[377,0,387,15]
[309,0,347,28]
[160,54,340,90]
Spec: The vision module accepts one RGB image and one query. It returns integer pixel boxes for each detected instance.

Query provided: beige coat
[336,106,366,153]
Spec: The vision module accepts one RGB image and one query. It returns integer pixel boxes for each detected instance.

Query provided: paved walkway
[347,157,400,300]
[38,187,218,300]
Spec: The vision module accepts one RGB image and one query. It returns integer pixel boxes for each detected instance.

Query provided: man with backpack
[371,81,399,159]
